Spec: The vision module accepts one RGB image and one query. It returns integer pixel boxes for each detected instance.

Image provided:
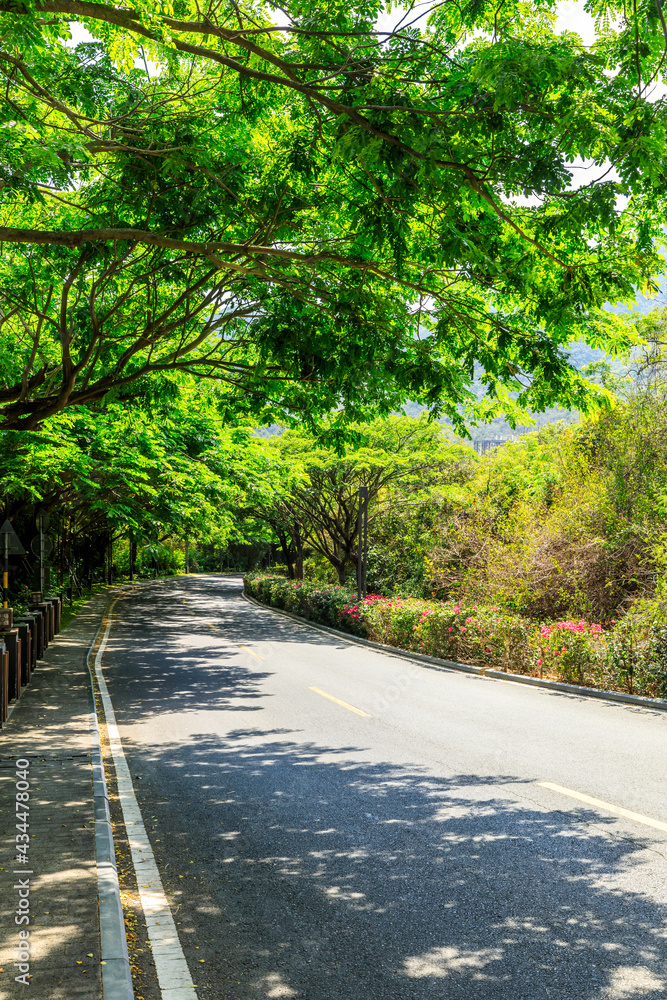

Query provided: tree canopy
[0,0,666,430]
[0,377,283,590]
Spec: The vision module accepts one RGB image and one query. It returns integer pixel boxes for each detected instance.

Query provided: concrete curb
[242,591,667,715]
[86,595,134,1000]
[82,579,174,999]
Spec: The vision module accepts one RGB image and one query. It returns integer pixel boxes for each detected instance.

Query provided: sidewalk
[0,590,117,1000]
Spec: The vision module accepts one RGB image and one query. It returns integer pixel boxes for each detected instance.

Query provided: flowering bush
[245,574,667,701]
[244,573,360,631]
[414,602,536,673]
[537,620,604,685]
[344,596,431,649]
[246,575,537,673]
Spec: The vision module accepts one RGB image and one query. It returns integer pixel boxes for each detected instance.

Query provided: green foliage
[601,598,667,698]
[0,376,285,593]
[244,572,358,630]
[0,0,664,431]
[245,414,476,584]
[425,379,667,621]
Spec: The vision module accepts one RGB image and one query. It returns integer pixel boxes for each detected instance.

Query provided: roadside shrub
[600,598,667,697]
[642,623,667,698]
[537,620,603,685]
[343,595,536,673]
[245,573,667,701]
[248,575,539,674]
[345,596,430,648]
[413,601,535,673]
[244,572,359,630]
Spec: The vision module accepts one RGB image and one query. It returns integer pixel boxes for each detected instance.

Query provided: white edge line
[539,781,667,834]
[94,597,199,1000]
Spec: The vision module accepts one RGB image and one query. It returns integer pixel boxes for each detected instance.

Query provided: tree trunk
[277,529,295,579]
[294,526,304,580]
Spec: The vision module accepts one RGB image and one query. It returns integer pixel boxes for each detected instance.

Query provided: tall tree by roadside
[0,378,282,586]
[0,0,665,430]
[245,415,475,582]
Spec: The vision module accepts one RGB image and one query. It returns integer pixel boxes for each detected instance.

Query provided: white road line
[539,781,667,834]
[94,599,199,1000]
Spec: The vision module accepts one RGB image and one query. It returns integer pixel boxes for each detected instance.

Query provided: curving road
[102,575,667,1000]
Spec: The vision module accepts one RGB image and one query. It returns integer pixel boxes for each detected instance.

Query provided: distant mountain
[404,326,645,442]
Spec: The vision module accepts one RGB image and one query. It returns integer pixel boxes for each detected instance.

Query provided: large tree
[0,0,665,429]
[0,378,278,588]
[246,415,475,582]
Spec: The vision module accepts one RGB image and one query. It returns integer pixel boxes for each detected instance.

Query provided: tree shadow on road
[124,725,667,1000]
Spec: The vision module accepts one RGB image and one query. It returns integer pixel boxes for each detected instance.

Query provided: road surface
[101,575,667,999]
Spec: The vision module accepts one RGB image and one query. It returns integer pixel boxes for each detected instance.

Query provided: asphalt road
[103,575,667,1000]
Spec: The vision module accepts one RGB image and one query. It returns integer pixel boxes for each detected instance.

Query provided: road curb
[83,579,176,1000]
[86,593,134,1000]
[242,591,667,715]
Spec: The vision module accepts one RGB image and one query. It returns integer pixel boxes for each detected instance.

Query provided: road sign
[0,521,25,556]
[31,534,53,558]
[36,509,49,531]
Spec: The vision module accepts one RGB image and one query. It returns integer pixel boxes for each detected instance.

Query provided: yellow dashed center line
[539,782,667,833]
[309,686,371,717]
[239,644,264,660]
[204,621,220,631]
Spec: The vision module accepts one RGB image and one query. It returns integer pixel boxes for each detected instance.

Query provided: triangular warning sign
[0,520,26,556]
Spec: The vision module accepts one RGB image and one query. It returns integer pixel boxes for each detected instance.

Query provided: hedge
[244,572,667,699]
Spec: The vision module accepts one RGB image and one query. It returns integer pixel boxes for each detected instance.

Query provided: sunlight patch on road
[539,782,667,834]
[604,966,666,997]
[308,686,371,717]
[254,972,298,997]
[403,945,503,978]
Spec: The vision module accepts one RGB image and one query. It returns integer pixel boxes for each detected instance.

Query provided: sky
[375,0,598,40]
[69,1,599,46]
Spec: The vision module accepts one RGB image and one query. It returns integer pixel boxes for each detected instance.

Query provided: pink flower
[537,658,542,665]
